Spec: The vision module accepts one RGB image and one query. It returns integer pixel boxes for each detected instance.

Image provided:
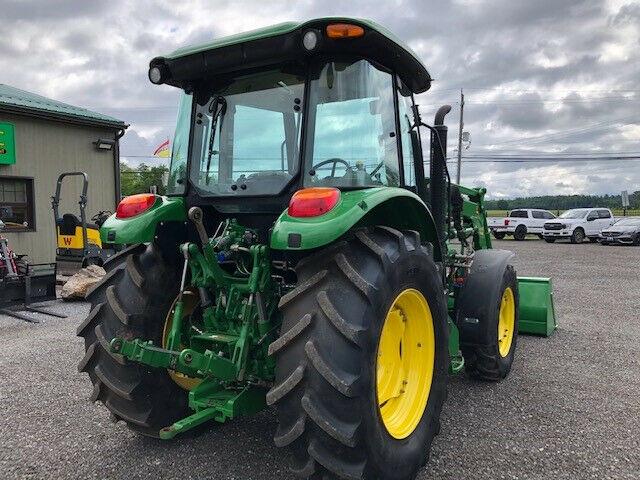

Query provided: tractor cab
[152,20,431,223]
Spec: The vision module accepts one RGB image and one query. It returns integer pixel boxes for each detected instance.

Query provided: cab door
[530,210,548,233]
[585,210,600,235]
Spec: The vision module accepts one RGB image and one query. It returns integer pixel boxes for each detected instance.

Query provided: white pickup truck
[488,209,556,240]
[542,208,615,243]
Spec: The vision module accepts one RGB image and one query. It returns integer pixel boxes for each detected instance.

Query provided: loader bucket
[517,277,557,336]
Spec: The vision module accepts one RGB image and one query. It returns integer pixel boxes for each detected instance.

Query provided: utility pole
[456,89,464,184]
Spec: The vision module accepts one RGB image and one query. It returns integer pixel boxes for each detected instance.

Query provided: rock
[61,264,106,300]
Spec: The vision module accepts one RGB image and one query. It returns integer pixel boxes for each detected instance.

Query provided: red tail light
[116,194,157,219]
[504,219,510,226]
[288,188,340,218]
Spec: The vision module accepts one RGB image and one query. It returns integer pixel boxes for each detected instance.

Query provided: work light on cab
[148,65,167,85]
[116,193,157,219]
[302,29,319,51]
[288,188,340,218]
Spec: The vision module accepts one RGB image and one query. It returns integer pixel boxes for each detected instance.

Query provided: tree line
[485,191,640,211]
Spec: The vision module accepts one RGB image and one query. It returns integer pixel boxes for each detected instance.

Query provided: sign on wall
[0,122,16,165]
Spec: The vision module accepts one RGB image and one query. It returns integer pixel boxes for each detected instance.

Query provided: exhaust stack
[430,105,451,244]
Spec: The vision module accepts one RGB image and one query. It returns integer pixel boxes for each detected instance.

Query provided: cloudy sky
[1,0,639,198]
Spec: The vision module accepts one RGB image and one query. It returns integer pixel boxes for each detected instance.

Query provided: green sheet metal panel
[0,122,16,165]
[518,276,557,336]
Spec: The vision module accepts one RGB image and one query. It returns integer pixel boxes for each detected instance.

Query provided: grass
[486,209,640,217]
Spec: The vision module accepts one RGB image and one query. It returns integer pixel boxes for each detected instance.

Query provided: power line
[465,150,640,155]
[432,86,640,94]
[449,156,640,163]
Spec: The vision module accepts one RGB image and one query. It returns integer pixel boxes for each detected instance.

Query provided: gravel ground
[1,239,639,479]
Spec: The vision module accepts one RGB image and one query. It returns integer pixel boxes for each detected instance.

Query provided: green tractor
[78,18,556,480]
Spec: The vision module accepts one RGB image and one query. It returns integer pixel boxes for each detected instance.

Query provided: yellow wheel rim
[497,287,516,358]
[162,290,202,391]
[376,288,435,440]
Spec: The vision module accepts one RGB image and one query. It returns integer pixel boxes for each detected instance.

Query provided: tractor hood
[148,17,432,94]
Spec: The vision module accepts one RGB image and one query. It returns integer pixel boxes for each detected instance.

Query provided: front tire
[77,243,189,435]
[461,265,519,381]
[570,228,585,244]
[268,227,448,480]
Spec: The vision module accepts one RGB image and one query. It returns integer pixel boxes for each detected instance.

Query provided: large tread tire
[77,243,189,435]
[268,227,448,480]
[461,265,519,381]
[492,231,506,240]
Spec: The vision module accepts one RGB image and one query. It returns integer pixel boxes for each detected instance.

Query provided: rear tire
[513,225,527,241]
[77,243,189,435]
[492,231,506,240]
[268,227,448,480]
[461,265,519,381]
[570,228,585,244]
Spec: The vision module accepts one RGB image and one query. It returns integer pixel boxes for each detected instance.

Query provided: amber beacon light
[326,23,365,39]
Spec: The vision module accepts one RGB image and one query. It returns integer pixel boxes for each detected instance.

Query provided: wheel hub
[376,288,435,439]
[497,287,515,357]
[162,290,202,391]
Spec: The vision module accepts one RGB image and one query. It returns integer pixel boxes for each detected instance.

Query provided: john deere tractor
[78,18,556,480]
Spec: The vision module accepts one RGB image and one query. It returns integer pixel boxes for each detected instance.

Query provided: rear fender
[100,196,187,244]
[270,187,442,260]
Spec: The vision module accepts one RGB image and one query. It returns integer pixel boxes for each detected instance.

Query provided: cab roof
[150,17,432,94]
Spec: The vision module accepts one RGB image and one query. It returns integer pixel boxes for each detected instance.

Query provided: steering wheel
[311,158,350,178]
[370,161,385,177]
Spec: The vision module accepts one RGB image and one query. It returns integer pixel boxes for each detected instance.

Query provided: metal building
[0,84,127,263]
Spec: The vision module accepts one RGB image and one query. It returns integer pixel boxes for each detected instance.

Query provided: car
[600,217,640,245]
[488,209,556,240]
[543,207,615,244]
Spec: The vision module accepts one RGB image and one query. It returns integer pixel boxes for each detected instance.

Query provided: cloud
[0,0,638,196]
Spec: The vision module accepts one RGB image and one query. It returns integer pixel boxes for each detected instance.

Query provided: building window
[0,177,35,231]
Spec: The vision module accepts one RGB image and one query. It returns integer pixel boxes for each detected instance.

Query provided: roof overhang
[150,18,432,94]
[0,104,128,131]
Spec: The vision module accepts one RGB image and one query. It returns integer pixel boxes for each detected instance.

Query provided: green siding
[0,112,118,263]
